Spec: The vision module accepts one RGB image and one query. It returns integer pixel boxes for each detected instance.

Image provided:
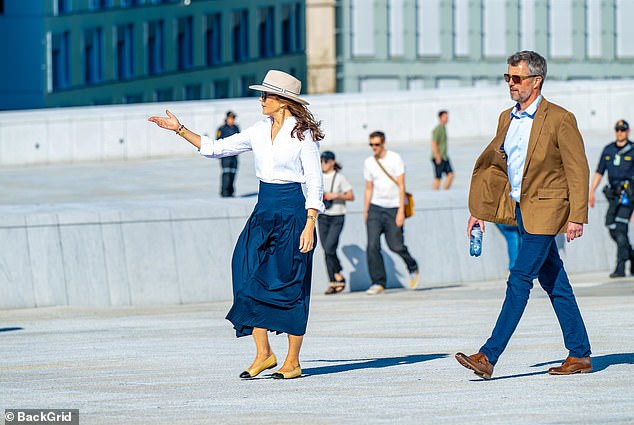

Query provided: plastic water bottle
[470,224,483,257]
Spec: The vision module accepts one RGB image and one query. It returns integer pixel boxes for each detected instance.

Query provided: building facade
[330,0,634,92]
[4,0,634,110]
[0,0,306,110]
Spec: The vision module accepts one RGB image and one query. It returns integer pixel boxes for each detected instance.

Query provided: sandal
[324,283,339,295]
[334,276,346,293]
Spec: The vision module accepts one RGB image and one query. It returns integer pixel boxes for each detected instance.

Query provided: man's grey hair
[507,51,547,88]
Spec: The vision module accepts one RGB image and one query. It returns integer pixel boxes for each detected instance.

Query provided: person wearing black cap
[216,111,240,197]
[319,151,354,294]
[589,119,634,277]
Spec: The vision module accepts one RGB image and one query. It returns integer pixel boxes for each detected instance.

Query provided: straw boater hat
[249,70,309,105]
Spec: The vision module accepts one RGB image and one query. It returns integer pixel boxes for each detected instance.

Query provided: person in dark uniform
[217,111,240,197]
[589,119,634,277]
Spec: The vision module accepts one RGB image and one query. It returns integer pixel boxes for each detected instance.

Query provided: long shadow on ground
[531,352,634,373]
[0,327,23,333]
[302,353,448,376]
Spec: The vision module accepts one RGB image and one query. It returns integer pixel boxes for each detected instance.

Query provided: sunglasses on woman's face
[260,92,280,102]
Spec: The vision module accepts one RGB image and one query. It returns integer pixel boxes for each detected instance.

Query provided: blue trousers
[480,207,591,365]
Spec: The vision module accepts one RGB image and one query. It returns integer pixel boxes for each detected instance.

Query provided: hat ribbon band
[262,82,299,96]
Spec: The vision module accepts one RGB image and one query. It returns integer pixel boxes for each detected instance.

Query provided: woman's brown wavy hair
[274,95,324,142]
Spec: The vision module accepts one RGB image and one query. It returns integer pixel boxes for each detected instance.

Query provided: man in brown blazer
[455,51,592,379]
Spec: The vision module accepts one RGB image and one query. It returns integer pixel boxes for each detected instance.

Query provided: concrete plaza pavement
[1,272,633,425]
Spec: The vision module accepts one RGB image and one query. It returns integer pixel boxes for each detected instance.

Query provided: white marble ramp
[0,130,623,308]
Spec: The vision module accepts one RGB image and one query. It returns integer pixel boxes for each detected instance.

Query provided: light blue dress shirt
[504,95,542,202]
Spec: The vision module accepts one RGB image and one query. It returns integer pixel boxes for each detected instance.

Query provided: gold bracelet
[307,215,317,223]
[175,124,185,137]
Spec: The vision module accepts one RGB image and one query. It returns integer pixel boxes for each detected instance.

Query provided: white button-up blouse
[199,116,324,212]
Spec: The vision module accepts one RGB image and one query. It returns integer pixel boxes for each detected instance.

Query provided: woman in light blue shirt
[149,70,324,380]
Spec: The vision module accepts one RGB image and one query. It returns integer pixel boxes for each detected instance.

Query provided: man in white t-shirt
[363,131,419,295]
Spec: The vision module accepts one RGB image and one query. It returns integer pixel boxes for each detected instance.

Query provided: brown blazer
[468,97,589,235]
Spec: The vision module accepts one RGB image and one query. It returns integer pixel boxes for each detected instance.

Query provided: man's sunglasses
[503,73,539,84]
[616,128,628,132]
[369,143,383,147]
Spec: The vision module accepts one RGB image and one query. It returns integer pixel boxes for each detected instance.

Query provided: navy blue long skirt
[226,182,315,337]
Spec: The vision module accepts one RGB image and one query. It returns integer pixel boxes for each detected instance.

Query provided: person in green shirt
[431,110,454,190]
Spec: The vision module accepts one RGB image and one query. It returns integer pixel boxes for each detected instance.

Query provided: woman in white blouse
[149,70,324,380]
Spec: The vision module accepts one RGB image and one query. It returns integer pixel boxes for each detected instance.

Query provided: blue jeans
[480,207,591,365]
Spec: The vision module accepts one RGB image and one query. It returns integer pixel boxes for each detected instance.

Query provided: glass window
[184,84,201,100]
[124,93,143,104]
[281,6,293,54]
[214,80,229,99]
[52,31,70,90]
[84,27,103,84]
[155,88,173,102]
[351,0,374,56]
[416,0,441,56]
[549,0,573,58]
[259,7,275,58]
[389,0,404,56]
[232,10,249,62]
[483,0,506,57]
[520,0,537,50]
[177,16,193,70]
[454,0,469,57]
[117,24,134,79]
[407,78,424,90]
[56,0,71,14]
[205,13,222,65]
[148,20,164,75]
[360,78,399,92]
[280,3,303,53]
[93,97,111,105]
[295,3,302,52]
[121,0,142,7]
[616,0,634,57]
[89,0,111,10]
[586,0,602,58]
[241,75,257,97]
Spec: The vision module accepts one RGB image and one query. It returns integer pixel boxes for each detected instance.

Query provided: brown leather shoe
[455,352,494,379]
[548,356,592,375]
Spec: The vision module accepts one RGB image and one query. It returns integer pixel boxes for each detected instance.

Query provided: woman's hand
[299,222,315,253]
[148,110,180,132]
